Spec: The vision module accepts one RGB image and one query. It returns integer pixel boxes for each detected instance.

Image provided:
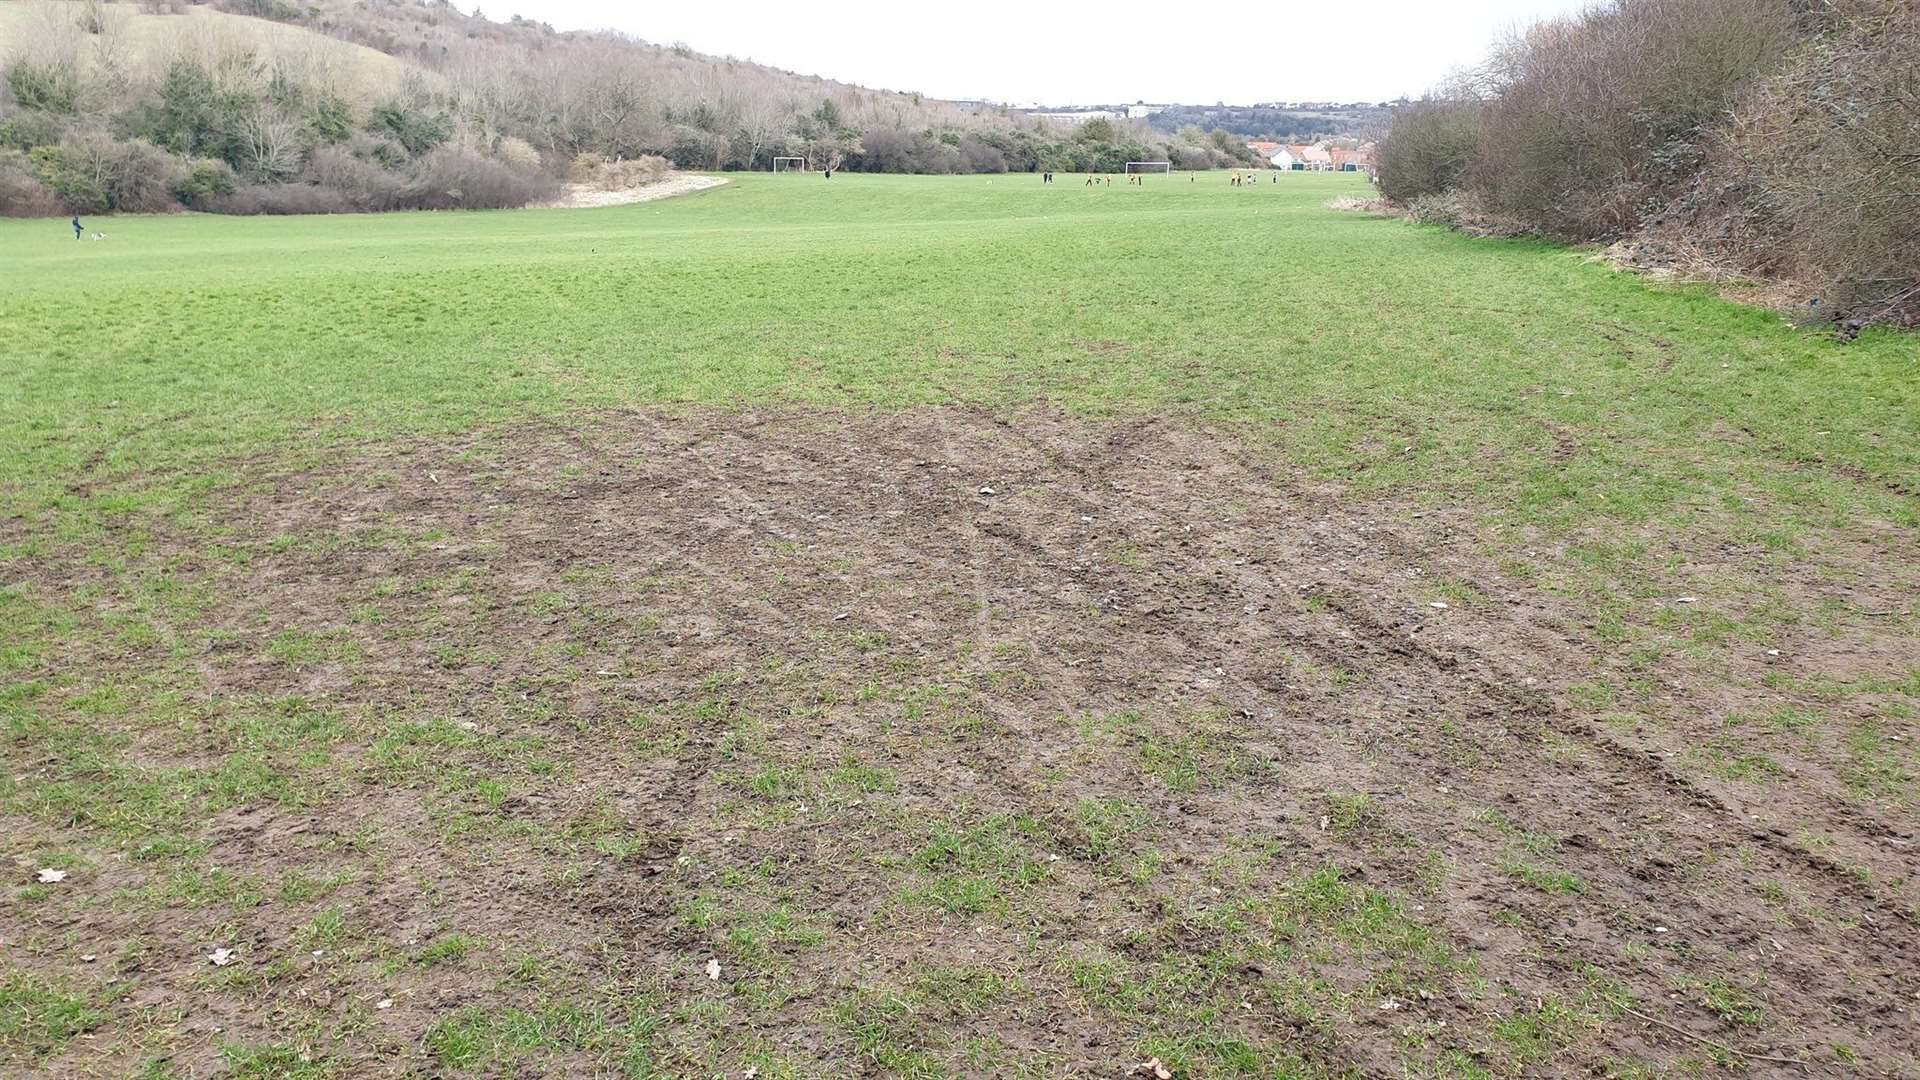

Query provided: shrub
[367,103,453,157]
[0,111,66,152]
[305,144,406,211]
[1471,0,1797,239]
[171,158,236,209]
[1376,99,1483,204]
[5,60,81,115]
[27,135,184,214]
[27,143,105,212]
[405,146,556,210]
[308,97,355,144]
[1712,2,1920,326]
[117,139,188,212]
[0,150,63,216]
[595,156,669,190]
[569,152,605,181]
[209,182,352,215]
[495,135,541,171]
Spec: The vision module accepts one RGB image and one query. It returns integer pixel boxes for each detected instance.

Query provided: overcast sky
[468,1,1590,105]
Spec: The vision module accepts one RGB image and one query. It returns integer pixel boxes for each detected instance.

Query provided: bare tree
[238,109,302,181]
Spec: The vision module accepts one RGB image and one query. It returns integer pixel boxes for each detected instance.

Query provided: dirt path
[534,173,728,209]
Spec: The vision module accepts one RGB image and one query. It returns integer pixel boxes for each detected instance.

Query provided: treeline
[1376,0,1918,330]
[1148,104,1369,142]
[0,0,1256,217]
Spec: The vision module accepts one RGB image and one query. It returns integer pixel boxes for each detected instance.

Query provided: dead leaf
[705,957,721,981]
[1131,1058,1174,1079]
[208,947,237,967]
[35,868,67,884]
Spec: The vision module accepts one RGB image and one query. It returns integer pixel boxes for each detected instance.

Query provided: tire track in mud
[964,411,1915,1063]
[46,407,1910,1075]
[1176,537,1915,1062]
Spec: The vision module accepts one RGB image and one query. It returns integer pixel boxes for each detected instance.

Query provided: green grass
[0,971,104,1060]
[2,172,1913,538]
[3,171,1916,1078]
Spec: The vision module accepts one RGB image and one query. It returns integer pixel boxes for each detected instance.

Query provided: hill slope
[0,1,406,102]
[0,0,1260,216]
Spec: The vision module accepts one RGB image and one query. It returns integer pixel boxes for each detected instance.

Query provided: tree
[735,93,790,170]
[237,108,302,181]
[1079,117,1117,143]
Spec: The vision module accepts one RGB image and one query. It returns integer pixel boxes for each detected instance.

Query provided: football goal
[772,156,807,173]
[1124,161,1172,176]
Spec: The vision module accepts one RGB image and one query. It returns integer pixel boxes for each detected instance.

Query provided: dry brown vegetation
[1376,0,1920,329]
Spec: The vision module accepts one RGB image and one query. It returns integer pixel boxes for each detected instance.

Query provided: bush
[0,150,63,216]
[25,135,183,213]
[305,144,406,211]
[209,183,352,215]
[367,103,453,157]
[1403,190,1530,237]
[171,158,236,208]
[569,151,606,181]
[1711,2,1920,326]
[405,146,556,210]
[5,61,81,115]
[113,139,188,212]
[1376,99,1483,204]
[495,135,541,171]
[1471,0,1797,239]
[594,156,669,190]
[0,111,66,152]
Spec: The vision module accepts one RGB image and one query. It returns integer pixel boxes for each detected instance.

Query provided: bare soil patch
[5,408,1915,1077]
[534,174,729,210]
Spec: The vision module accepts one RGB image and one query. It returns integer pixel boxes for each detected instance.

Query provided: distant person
[72,215,83,241]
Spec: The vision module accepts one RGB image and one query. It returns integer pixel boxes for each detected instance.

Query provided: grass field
[2,171,1917,1078]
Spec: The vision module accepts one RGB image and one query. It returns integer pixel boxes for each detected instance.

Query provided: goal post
[1124,161,1172,175]
[771,156,807,173]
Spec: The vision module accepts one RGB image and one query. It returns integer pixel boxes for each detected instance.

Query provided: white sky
[474,1,1590,105]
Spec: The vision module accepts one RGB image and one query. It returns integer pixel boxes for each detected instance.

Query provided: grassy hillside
[2,174,1916,1078]
[0,0,407,101]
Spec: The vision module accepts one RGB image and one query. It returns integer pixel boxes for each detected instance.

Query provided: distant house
[1249,139,1375,173]
[1267,144,1334,170]
[1328,146,1377,174]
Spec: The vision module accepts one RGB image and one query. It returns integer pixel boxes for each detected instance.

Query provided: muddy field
[6,408,1917,1078]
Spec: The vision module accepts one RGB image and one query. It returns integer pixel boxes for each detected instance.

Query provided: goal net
[1124,161,1172,175]
[772,156,807,173]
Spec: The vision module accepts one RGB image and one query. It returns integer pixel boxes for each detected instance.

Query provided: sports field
[2,172,1916,1078]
